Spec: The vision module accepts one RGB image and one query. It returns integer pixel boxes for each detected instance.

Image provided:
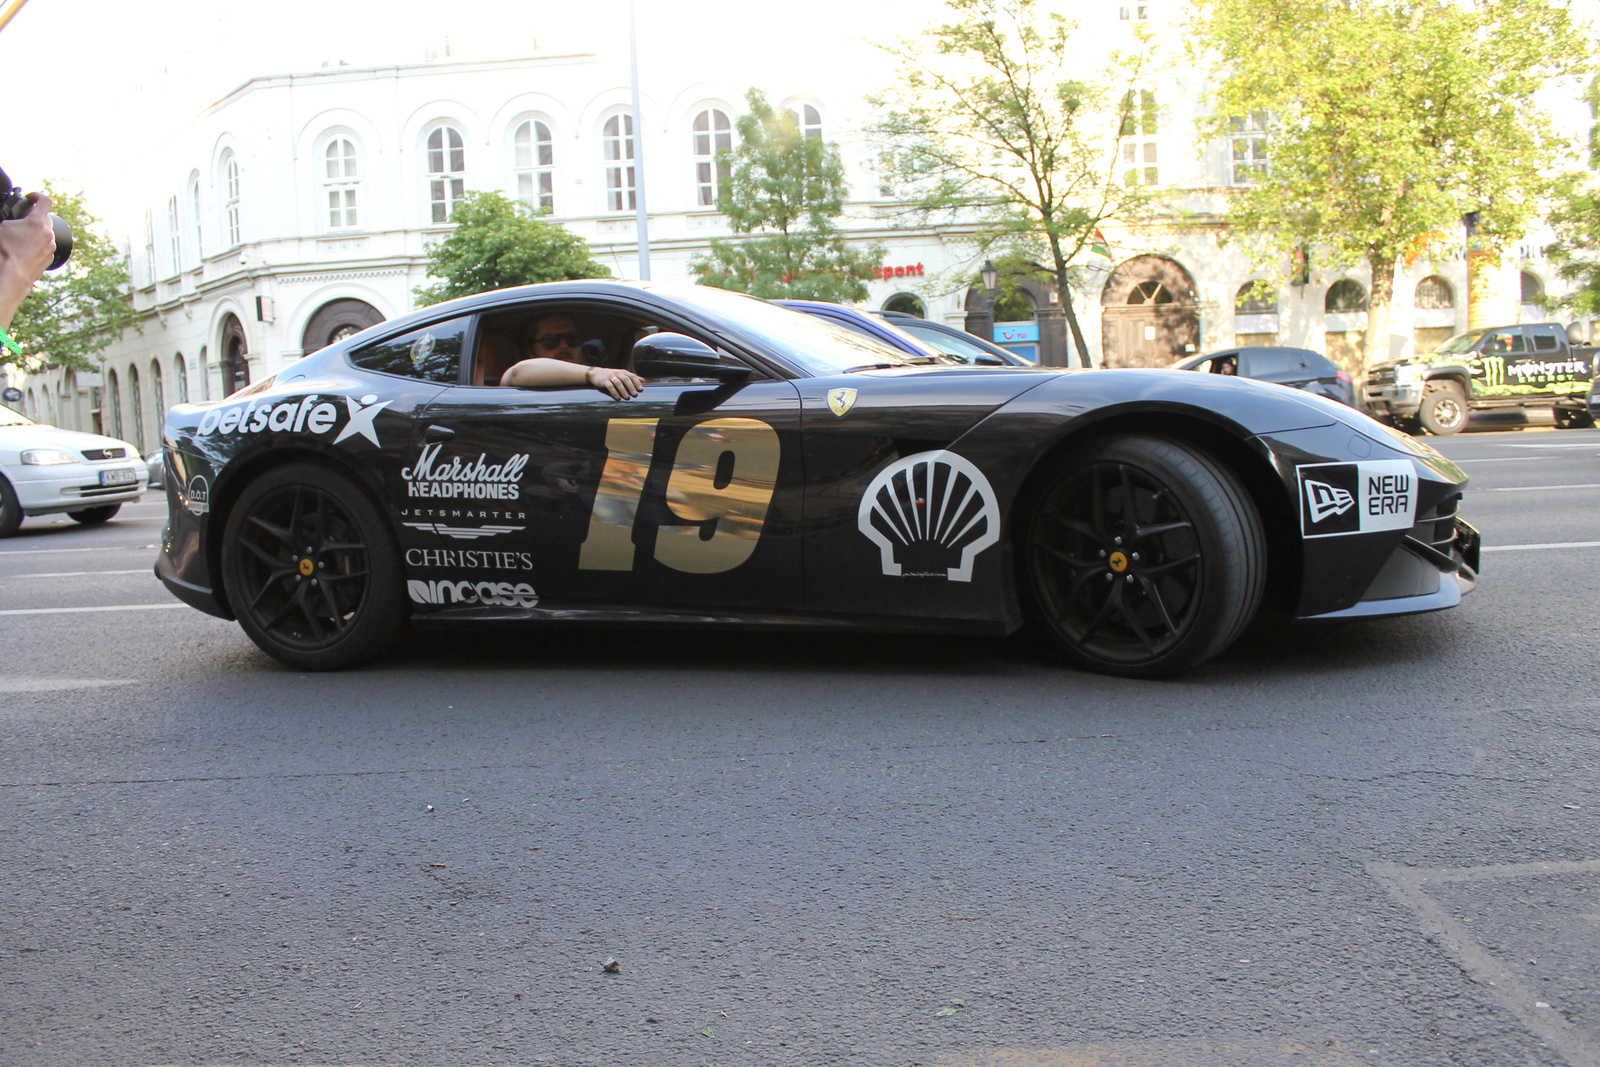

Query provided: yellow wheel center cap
[298,558,315,577]
[1108,551,1129,573]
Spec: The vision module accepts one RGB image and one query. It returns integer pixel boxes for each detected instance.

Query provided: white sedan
[0,404,148,536]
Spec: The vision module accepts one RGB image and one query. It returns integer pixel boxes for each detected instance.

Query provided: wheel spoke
[246,515,295,547]
[1077,581,1122,642]
[1117,466,1139,540]
[315,582,348,631]
[1135,519,1191,540]
[1116,587,1157,652]
[296,585,326,643]
[317,570,370,583]
[247,572,292,615]
[1090,465,1110,542]
[1142,553,1200,577]
[1136,574,1179,635]
[241,537,291,569]
[1031,535,1100,570]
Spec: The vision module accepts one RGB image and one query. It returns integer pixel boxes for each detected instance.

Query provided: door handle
[423,424,455,442]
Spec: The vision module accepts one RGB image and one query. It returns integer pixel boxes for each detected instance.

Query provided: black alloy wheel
[1553,407,1595,429]
[221,463,404,669]
[1025,435,1266,678]
[68,503,121,525]
[0,476,21,538]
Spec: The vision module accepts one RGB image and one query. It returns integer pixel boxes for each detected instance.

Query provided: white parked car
[0,404,149,536]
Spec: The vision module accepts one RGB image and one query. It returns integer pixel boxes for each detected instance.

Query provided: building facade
[4,23,1591,449]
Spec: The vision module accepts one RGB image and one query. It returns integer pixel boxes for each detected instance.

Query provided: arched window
[1415,275,1454,309]
[166,195,181,276]
[787,103,822,140]
[198,346,210,402]
[189,172,203,261]
[220,315,250,396]
[883,293,925,317]
[324,136,360,229]
[1128,279,1175,305]
[175,353,189,404]
[427,125,466,223]
[220,150,242,247]
[1521,271,1545,306]
[513,119,555,213]
[151,359,165,429]
[107,368,123,440]
[1325,279,1368,312]
[129,364,144,453]
[692,108,732,207]
[1235,282,1277,315]
[603,114,636,212]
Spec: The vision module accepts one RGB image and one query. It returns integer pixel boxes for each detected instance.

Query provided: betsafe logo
[195,393,391,447]
[1297,460,1417,537]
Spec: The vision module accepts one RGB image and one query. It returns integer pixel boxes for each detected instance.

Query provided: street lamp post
[980,258,998,342]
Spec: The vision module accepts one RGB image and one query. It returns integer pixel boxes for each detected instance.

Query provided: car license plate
[99,468,138,486]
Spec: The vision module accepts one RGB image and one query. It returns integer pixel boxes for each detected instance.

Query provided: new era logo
[1303,479,1355,523]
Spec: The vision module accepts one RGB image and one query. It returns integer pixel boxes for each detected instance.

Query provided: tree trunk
[1053,262,1093,368]
[1362,254,1397,381]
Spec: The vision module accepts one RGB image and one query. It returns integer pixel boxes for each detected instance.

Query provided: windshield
[1433,329,1488,355]
[896,321,1005,364]
[662,286,920,375]
[0,404,33,427]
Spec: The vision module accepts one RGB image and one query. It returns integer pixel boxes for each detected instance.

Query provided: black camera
[0,166,72,270]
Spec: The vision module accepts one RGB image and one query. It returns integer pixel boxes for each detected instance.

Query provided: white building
[5,15,1591,449]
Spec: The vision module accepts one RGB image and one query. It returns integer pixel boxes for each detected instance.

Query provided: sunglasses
[535,330,581,351]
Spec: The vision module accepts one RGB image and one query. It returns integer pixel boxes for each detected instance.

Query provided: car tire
[68,504,121,525]
[1023,434,1266,678]
[221,462,405,670]
[0,476,21,538]
[1418,381,1468,435]
[1553,408,1594,429]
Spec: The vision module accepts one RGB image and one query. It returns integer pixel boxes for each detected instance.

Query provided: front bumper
[1362,380,1423,418]
[10,462,148,515]
[1301,515,1478,622]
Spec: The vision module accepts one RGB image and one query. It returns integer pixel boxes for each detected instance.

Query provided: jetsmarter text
[402,443,530,500]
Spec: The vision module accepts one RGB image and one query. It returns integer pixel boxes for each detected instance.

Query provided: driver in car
[501,313,645,399]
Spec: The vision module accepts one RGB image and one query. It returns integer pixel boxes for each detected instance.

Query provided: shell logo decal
[857,450,1001,582]
[827,388,858,417]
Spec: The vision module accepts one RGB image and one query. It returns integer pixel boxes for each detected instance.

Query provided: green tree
[413,190,609,306]
[690,89,883,302]
[5,183,136,373]
[871,0,1163,366]
[1547,75,1600,317]
[1191,0,1584,376]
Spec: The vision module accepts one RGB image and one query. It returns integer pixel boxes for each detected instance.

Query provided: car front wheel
[0,476,21,538]
[69,504,121,525]
[1024,435,1266,678]
[221,462,404,670]
[1418,381,1468,435]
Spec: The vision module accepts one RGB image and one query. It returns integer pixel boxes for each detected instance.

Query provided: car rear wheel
[1418,381,1468,435]
[1024,435,1266,678]
[68,504,121,525]
[1553,407,1594,429]
[0,476,21,538]
[221,463,404,670]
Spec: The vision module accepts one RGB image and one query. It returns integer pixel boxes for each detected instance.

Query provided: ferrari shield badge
[827,388,858,418]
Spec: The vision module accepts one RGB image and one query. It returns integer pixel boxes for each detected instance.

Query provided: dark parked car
[1171,346,1356,406]
[876,311,1034,365]
[772,299,955,362]
[157,281,1477,678]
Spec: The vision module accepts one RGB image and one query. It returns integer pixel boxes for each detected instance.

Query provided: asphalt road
[1,425,1597,1067]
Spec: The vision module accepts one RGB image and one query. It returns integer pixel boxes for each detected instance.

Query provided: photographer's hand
[0,192,57,331]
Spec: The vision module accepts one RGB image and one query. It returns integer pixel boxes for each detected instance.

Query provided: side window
[1242,350,1290,377]
[348,317,470,383]
[1483,330,1524,355]
[1530,327,1560,352]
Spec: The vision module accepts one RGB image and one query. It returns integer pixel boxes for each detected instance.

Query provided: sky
[0,0,936,234]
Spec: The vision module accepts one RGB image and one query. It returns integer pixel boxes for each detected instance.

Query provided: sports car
[155,281,1479,677]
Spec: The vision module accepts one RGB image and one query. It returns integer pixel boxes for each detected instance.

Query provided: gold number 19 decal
[579,417,780,574]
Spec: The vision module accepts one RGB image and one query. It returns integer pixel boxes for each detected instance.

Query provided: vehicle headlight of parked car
[21,448,79,465]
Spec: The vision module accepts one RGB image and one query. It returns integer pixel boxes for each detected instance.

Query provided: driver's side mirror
[632,332,751,383]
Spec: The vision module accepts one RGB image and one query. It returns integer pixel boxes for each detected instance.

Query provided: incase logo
[407,579,539,608]
[401,442,529,500]
[1298,460,1417,537]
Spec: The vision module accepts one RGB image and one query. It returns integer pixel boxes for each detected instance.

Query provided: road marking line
[1369,860,1600,1067]
[0,677,140,693]
[1451,455,1562,463]
[11,569,150,578]
[0,604,185,617]
[1482,541,1600,552]
[1500,441,1600,449]
[0,545,157,555]
[1481,483,1600,492]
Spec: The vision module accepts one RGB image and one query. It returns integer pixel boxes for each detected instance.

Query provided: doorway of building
[1100,255,1200,367]
[220,314,250,397]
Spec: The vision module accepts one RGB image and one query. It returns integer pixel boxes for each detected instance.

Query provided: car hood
[0,423,141,457]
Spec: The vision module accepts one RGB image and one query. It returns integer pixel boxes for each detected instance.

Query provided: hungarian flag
[1090,229,1111,258]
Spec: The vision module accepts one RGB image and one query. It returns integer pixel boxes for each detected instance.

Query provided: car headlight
[1395,363,1426,385]
[20,448,76,465]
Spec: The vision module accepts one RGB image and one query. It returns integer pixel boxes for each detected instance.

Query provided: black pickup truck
[1364,322,1600,434]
